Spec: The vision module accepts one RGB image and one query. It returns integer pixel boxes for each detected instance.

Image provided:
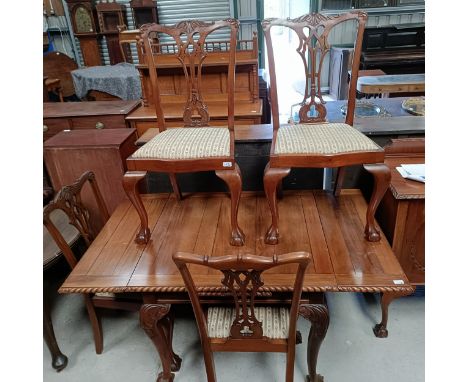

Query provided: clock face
[75,6,93,33]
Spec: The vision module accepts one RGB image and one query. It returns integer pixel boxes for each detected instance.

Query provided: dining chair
[122,19,245,246]
[43,171,140,355]
[173,251,311,382]
[261,11,390,244]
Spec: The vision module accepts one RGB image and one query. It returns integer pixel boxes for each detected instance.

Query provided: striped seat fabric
[132,127,230,159]
[207,306,290,339]
[275,122,381,155]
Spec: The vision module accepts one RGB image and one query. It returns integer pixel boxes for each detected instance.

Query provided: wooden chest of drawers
[43,100,140,141]
[44,129,138,236]
[376,139,425,285]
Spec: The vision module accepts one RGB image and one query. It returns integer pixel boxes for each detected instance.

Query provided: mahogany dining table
[59,189,413,381]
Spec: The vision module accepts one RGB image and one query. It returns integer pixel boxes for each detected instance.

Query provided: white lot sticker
[393,280,405,285]
[223,162,233,167]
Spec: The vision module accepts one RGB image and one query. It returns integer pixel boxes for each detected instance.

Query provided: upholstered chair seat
[207,306,290,339]
[275,123,381,155]
[132,127,230,160]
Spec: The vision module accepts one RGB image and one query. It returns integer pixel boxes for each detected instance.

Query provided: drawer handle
[43,125,48,133]
[95,122,105,129]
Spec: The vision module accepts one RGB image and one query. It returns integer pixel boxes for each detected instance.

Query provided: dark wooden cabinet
[130,0,159,28]
[44,129,138,236]
[43,100,140,141]
[96,0,127,65]
[376,139,425,285]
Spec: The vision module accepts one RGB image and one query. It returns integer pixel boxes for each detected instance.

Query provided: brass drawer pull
[95,122,105,129]
[43,125,48,132]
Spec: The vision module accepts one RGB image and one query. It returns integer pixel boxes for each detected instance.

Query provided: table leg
[373,292,397,338]
[140,304,182,382]
[299,304,329,382]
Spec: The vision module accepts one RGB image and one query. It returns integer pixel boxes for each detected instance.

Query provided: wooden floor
[61,190,412,294]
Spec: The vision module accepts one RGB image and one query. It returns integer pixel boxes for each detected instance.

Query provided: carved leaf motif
[221,270,265,339]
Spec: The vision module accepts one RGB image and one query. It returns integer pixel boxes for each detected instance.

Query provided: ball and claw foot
[171,354,182,372]
[156,372,175,382]
[52,354,68,372]
[373,323,388,338]
[265,225,279,245]
[230,228,246,246]
[135,227,151,244]
[365,226,381,242]
[306,374,324,382]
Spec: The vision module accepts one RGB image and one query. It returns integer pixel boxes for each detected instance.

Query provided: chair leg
[299,304,329,382]
[263,163,291,245]
[123,171,150,244]
[140,304,182,382]
[333,167,346,197]
[84,294,103,354]
[363,163,391,242]
[215,163,245,246]
[169,173,182,201]
[43,293,68,371]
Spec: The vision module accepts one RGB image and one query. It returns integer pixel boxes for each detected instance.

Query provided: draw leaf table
[59,189,413,381]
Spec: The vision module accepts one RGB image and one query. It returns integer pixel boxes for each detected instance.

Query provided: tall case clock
[130,0,159,28]
[96,0,127,65]
[66,0,102,66]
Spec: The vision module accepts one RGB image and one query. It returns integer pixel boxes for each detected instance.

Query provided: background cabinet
[44,129,138,236]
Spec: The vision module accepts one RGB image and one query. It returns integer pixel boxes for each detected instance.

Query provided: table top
[43,100,141,118]
[59,189,412,295]
[44,128,137,148]
[357,74,425,94]
[386,157,425,200]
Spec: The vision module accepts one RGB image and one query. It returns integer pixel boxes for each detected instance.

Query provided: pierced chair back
[173,252,311,381]
[138,19,239,131]
[262,11,367,135]
[43,171,109,269]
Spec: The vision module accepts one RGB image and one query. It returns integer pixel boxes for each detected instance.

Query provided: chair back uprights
[173,252,310,343]
[262,11,367,134]
[43,171,109,269]
[138,19,239,132]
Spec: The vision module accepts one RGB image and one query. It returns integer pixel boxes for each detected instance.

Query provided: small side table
[377,138,425,285]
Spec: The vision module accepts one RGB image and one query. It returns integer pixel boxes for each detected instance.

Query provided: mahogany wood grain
[43,51,78,98]
[60,190,412,296]
[44,129,138,236]
[59,189,413,378]
[262,11,390,244]
[43,100,140,141]
[125,101,262,136]
[78,36,103,67]
[124,19,245,246]
[173,251,311,381]
[376,139,425,285]
[43,293,68,371]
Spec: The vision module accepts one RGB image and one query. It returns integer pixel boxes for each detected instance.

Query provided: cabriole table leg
[299,304,330,382]
[140,304,182,382]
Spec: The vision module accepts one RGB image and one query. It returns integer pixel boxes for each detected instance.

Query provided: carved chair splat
[44,171,140,355]
[123,19,245,246]
[173,251,318,382]
[262,11,390,244]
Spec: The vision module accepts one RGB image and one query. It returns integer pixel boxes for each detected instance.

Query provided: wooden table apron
[59,190,413,380]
